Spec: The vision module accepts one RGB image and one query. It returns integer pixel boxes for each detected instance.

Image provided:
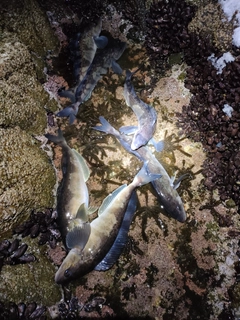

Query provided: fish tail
[134,162,161,186]
[56,103,79,124]
[92,116,118,136]
[45,129,66,146]
[125,69,133,81]
[126,66,142,80]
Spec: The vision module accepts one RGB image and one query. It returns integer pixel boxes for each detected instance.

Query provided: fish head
[162,192,186,222]
[153,182,187,222]
[131,132,148,150]
[55,248,83,284]
[169,195,186,223]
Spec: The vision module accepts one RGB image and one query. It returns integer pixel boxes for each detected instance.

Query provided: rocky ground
[0,0,240,319]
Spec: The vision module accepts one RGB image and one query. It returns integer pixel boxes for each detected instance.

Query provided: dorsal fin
[98,184,127,216]
[71,149,90,181]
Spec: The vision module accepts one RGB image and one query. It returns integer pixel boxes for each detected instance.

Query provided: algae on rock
[0,0,59,238]
[0,0,59,76]
[0,127,55,238]
[0,237,61,306]
[0,35,57,134]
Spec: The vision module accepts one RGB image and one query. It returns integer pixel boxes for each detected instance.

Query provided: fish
[45,129,92,251]
[56,38,126,124]
[74,18,108,84]
[93,116,187,223]
[94,189,137,271]
[120,69,159,151]
[58,17,108,102]
[55,162,161,284]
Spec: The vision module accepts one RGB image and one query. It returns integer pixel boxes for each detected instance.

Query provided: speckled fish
[120,69,159,151]
[56,38,126,124]
[45,130,91,251]
[58,18,108,101]
[93,116,187,222]
[55,163,160,284]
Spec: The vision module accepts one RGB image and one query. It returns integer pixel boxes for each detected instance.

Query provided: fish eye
[64,269,72,278]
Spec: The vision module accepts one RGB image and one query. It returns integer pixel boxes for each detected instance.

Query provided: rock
[0,36,49,134]
[0,0,59,238]
[0,127,55,238]
[0,237,61,306]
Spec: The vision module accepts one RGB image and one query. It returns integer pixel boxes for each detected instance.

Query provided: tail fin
[45,129,66,146]
[58,88,76,103]
[92,116,118,136]
[126,67,142,81]
[56,103,79,124]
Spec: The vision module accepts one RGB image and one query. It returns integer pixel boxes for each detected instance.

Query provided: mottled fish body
[57,39,126,124]
[93,117,186,223]
[55,163,160,284]
[72,18,108,86]
[45,130,91,250]
[58,18,108,111]
[122,69,158,150]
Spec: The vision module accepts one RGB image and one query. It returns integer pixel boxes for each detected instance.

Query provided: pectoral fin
[94,190,137,271]
[173,173,192,189]
[119,125,138,135]
[76,203,89,222]
[66,222,91,251]
[93,35,108,49]
[111,60,123,74]
[148,138,164,152]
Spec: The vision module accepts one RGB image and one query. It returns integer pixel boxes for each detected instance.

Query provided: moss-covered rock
[1,0,59,74]
[0,34,57,134]
[0,237,61,306]
[0,127,55,238]
[0,0,59,238]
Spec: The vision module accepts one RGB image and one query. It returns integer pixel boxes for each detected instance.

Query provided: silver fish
[45,129,91,251]
[121,69,158,150]
[57,38,126,124]
[55,163,160,284]
[93,116,187,223]
[94,190,137,271]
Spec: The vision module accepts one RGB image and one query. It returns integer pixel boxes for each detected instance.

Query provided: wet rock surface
[0,0,58,234]
[0,127,56,237]
[0,0,240,319]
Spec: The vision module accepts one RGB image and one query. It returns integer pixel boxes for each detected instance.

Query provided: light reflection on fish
[120,69,159,151]
[57,38,126,124]
[94,190,137,271]
[45,130,91,252]
[54,163,161,284]
[93,116,187,223]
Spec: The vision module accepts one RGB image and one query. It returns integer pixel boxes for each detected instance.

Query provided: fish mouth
[55,268,73,285]
[177,212,187,223]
